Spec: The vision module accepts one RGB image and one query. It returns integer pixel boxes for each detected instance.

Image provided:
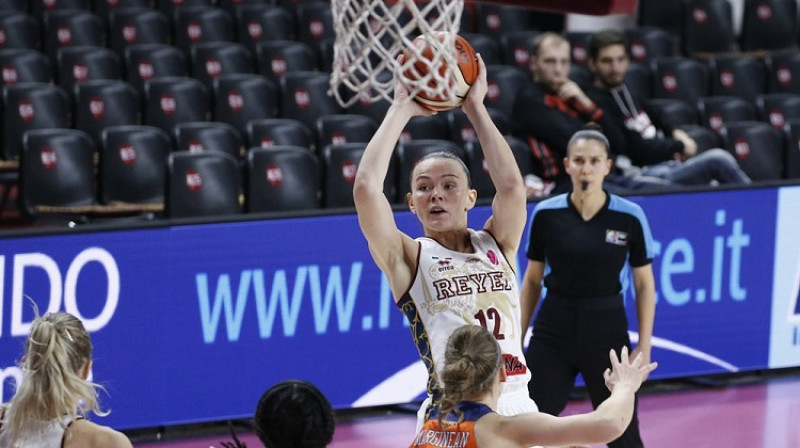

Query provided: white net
[329,0,464,108]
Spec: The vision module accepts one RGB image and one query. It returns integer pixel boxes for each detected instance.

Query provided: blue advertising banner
[0,185,798,430]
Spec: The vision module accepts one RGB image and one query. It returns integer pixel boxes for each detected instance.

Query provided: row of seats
[17,116,800,224]
[638,0,800,55]
[16,127,537,221]
[4,50,800,159]
[0,75,514,161]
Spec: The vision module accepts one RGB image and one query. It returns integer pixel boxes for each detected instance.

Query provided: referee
[520,127,656,448]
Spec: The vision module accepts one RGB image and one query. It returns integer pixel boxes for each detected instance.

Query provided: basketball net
[329,0,464,107]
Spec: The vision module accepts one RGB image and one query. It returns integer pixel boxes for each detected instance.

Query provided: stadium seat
[475,3,533,41]
[0,10,40,49]
[95,0,151,25]
[2,82,70,161]
[74,79,141,145]
[281,71,342,131]
[638,0,684,37]
[569,64,592,89]
[124,43,189,94]
[484,64,529,119]
[315,114,377,150]
[173,6,235,56]
[755,93,800,130]
[644,98,699,130]
[564,31,592,67]
[447,108,509,147]
[500,30,540,69]
[166,151,242,218]
[322,142,367,208]
[624,61,653,101]
[173,121,242,160]
[32,0,90,20]
[782,118,800,178]
[18,128,96,219]
[155,0,212,24]
[624,27,676,64]
[400,114,451,144]
[343,95,391,127]
[462,136,538,199]
[708,55,767,102]
[0,49,52,88]
[56,46,122,98]
[677,123,723,153]
[0,0,25,10]
[764,49,800,94]
[460,33,502,66]
[213,73,278,136]
[108,8,170,57]
[740,0,798,52]
[719,120,784,181]
[255,40,317,83]
[245,145,320,212]
[295,2,334,66]
[683,0,738,56]
[696,96,757,134]
[650,56,710,106]
[143,76,210,134]
[190,41,254,88]
[246,117,315,151]
[216,0,270,18]
[43,9,105,63]
[236,4,296,54]
[396,139,466,200]
[99,124,171,208]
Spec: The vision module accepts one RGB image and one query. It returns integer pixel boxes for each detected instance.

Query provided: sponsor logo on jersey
[605,229,628,246]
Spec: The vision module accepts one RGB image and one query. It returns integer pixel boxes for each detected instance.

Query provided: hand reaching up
[603,346,658,393]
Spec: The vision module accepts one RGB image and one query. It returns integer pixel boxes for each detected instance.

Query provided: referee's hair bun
[582,122,603,132]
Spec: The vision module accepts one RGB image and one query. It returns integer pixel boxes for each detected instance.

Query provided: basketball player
[411,325,657,448]
[0,312,132,448]
[353,53,536,430]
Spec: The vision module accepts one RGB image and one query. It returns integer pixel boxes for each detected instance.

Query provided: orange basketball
[402,32,478,112]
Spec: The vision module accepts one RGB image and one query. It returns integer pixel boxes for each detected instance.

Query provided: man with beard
[585,29,751,187]
[511,32,661,195]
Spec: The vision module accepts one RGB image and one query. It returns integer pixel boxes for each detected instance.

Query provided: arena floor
[129,369,800,448]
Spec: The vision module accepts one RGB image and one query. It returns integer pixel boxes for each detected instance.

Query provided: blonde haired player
[411,325,657,448]
[0,312,132,448]
[354,52,537,431]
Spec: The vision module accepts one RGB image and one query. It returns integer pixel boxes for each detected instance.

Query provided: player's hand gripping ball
[402,32,478,112]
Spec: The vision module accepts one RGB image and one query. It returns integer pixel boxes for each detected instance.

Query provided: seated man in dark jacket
[585,29,751,187]
[511,32,668,195]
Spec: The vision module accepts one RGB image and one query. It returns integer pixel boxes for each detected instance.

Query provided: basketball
[402,32,478,112]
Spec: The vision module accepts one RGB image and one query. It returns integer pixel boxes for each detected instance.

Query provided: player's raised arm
[353,65,434,297]
[461,54,528,257]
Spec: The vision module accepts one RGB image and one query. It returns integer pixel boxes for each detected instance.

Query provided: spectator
[586,29,752,187]
[511,32,663,195]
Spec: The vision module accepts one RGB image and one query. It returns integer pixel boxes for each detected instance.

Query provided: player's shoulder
[66,420,133,448]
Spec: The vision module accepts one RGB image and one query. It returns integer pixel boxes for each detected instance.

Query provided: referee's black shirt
[526,191,655,299]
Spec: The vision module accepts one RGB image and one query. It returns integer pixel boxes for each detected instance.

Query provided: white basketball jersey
[397,229,531,401]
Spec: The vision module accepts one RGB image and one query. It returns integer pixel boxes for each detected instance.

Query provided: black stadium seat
[166,151,242,218]
[99,124,171,207]
[719,120,784,181]
[246,145,320,213]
